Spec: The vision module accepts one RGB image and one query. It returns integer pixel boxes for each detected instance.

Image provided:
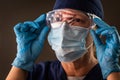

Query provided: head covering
[53,0,104,19]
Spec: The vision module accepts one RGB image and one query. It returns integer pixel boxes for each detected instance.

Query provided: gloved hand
[90,18,120,79]
[12,14,50,71]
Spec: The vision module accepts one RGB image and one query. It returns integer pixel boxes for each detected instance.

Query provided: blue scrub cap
[53,0,104,19]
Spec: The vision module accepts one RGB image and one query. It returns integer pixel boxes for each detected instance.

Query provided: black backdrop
[0,0,120,79]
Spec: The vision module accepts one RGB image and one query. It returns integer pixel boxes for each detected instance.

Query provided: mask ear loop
[86,43,94,50]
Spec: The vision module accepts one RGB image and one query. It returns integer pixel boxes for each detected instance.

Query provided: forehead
[55,9,89,18]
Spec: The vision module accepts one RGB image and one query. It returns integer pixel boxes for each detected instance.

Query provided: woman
[6,0,120,80]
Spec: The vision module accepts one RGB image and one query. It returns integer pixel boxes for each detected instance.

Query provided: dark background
[0,0,120,79]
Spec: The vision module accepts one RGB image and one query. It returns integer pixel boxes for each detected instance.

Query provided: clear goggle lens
[46,9,100,29]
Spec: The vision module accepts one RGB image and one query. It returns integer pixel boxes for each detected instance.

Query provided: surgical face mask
[48,22,90,62]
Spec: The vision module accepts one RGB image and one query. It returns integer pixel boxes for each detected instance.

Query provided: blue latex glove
[90,18,120,79]
[12,14,50,71]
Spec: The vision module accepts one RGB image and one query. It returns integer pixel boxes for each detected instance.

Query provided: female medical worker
[6,0,120,80]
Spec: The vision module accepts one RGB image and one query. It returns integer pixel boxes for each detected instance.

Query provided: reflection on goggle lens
[46,9,100,29]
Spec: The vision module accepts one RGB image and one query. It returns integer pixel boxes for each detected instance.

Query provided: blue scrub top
[27,60,106,80]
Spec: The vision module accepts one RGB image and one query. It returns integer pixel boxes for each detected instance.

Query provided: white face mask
[48,22,90,62]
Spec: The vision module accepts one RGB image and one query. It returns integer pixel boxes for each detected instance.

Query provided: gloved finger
[90,30,102,46]
[34,14,48,34]
[97,29,114,45]
[93,18,110,28]
[96,27,119,42]
[24,21,38,32]
[112,29,120,43]
[19,24,31,32]
[24,21,47,35]
[110,28,120,44]
[96,27,113,35]
[34,14,46,26]
[34,23,49,35]
[37,26,50,45]
[14,23,23,34]
[24,21,39,28]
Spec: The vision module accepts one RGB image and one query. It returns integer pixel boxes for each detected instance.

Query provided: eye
[74,18,83,22]
[55,17,61,21]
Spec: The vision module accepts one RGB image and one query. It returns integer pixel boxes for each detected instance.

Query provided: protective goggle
[46,9,100,29]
